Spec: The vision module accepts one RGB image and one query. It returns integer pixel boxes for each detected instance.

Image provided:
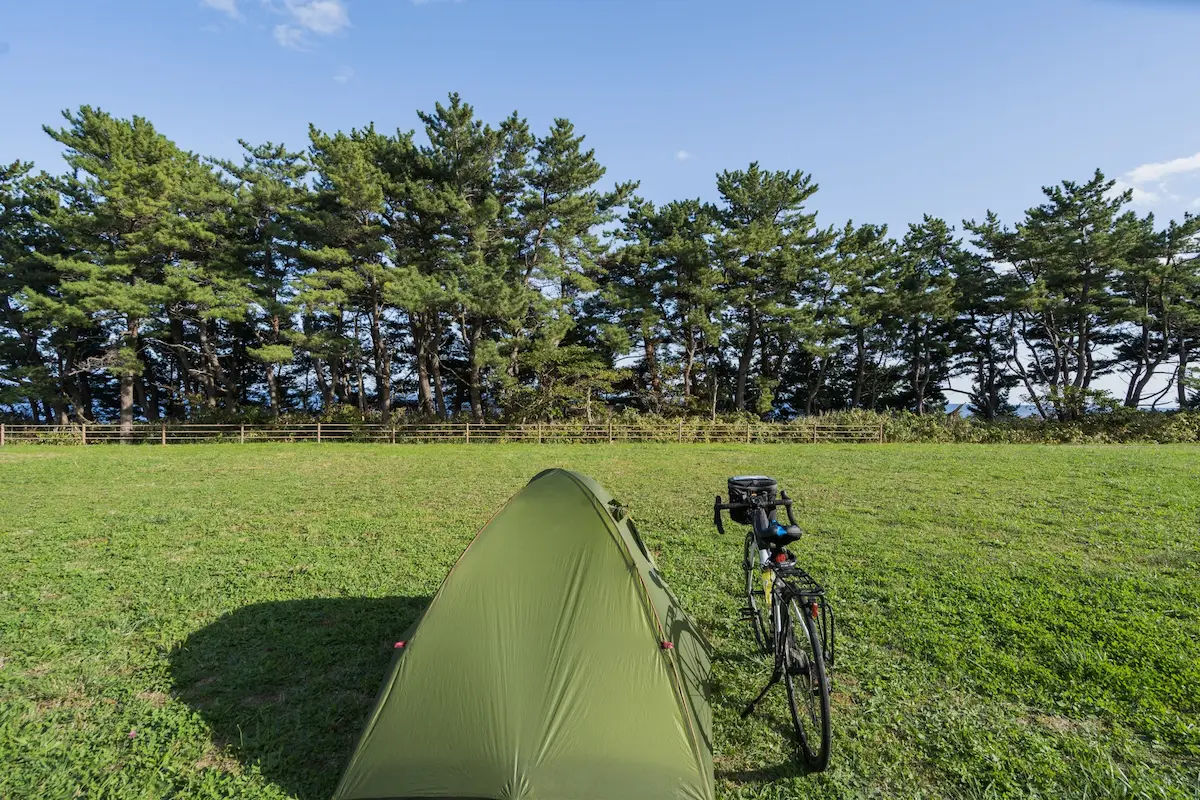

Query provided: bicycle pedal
[739,608,759,619]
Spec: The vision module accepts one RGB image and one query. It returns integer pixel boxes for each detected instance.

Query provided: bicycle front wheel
[743,532,769,652]
[782,596,831,771]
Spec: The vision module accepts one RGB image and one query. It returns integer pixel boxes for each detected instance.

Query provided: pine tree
[38,108,228,437]
[1112,213,1200,407]
[833,222,897,410]
[302,125,393,416]
[957,212,1020,419]
[974,171,1137,420]
[0,162,69,422]
[506,118,635,411]
[218,141,311,417]
[715,163,821,413]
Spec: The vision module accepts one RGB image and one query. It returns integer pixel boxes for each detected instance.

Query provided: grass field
[1,444,1198,799]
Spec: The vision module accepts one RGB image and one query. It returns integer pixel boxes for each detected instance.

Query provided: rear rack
[774,563,824,596]
[774,563,835,669]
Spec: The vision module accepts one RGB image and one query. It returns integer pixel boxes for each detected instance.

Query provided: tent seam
[559,471,714,800]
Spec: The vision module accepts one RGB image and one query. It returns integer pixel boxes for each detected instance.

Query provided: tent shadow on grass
[169,596,430,800]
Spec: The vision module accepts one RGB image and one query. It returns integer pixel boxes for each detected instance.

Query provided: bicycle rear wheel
[742,532,769,652]
[781,596,831,771]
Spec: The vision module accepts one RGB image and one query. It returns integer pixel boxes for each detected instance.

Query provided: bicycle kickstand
[740,666,783,719]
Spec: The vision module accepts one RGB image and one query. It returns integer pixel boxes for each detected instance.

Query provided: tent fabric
[333,468,713,800]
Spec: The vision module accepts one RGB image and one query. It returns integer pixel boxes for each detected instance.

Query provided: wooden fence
[0,421,886,446]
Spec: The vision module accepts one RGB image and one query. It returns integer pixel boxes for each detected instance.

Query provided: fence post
[465,423,470,444]
[81,424,87,446]
[161,422,167,446]
[608,420,613,444]
[390,424,396,445]
[240,424,246,444]
[0,423,4,447]
[538,422,543,444]
[879,421,885,444]
[317,422,322,444]
[678,419,683,443]
[812,424,817,444]
[746,422,751,444]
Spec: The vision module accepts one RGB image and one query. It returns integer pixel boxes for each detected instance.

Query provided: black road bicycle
[714,476,834,772]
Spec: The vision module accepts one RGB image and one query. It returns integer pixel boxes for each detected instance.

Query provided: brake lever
[713,496,726,535]
[780,490,799,527]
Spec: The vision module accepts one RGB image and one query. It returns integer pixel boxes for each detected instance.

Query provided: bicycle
[714,475,834,772]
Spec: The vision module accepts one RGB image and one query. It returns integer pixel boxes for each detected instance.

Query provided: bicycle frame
[714,481,837,729]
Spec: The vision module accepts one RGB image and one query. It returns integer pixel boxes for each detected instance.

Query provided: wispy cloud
[1112,179,1159,206]
[1116,151,1200,207]
[265,0,349,47]
[201,0,241,18]
[273,23,307,48]
[284,0,349,34]
[1127,152,1200,185]
[675,150,691,162]
[333,65,355,83]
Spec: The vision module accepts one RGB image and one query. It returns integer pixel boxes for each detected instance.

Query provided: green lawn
[1,444,1197,799]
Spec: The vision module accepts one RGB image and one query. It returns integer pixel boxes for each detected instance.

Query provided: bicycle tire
[743,532,769,652]
[781,595,831,771]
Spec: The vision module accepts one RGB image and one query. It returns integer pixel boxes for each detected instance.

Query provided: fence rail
[0,421,886,446]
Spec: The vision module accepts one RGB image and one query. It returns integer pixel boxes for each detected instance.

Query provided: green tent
[333,468,713,800]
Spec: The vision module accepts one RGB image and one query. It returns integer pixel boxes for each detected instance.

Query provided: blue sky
[3,0,1200,236]
[2,0,1199,403]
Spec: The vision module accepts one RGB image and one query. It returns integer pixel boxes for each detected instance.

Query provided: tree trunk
[314,359,334,411]
[52,347,69,424]
[77,372,93,423]
[682,329,696,402]
[709,352,719,422]
[330,357,348,406]
[146,375,161,422]
[412,315,435,416]
[369,297,391,416]
[852,329,866,408]
[226,323,242,409]
[806,359,827,416]
[265,364,280,418]
[196,317,221,409]
[352,313,365,417]
[909,323,926,415]
[119,373,134,442]
[265,313,283,418]
[430,347,447,419]
[168,314,189,418]
[120,317,140,442]
[137,356,160,422]
[734,307,757,412]
[355,358,366,417]
[1178,341,1191,408]
[642,328,661,413]
[1128,362,1161,409]
[467,322,484,423]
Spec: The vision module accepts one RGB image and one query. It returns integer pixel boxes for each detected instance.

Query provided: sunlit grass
[1,443,1197,799]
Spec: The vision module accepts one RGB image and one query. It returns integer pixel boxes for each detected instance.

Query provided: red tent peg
[660,640,674,650]
[394,641,407,649]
